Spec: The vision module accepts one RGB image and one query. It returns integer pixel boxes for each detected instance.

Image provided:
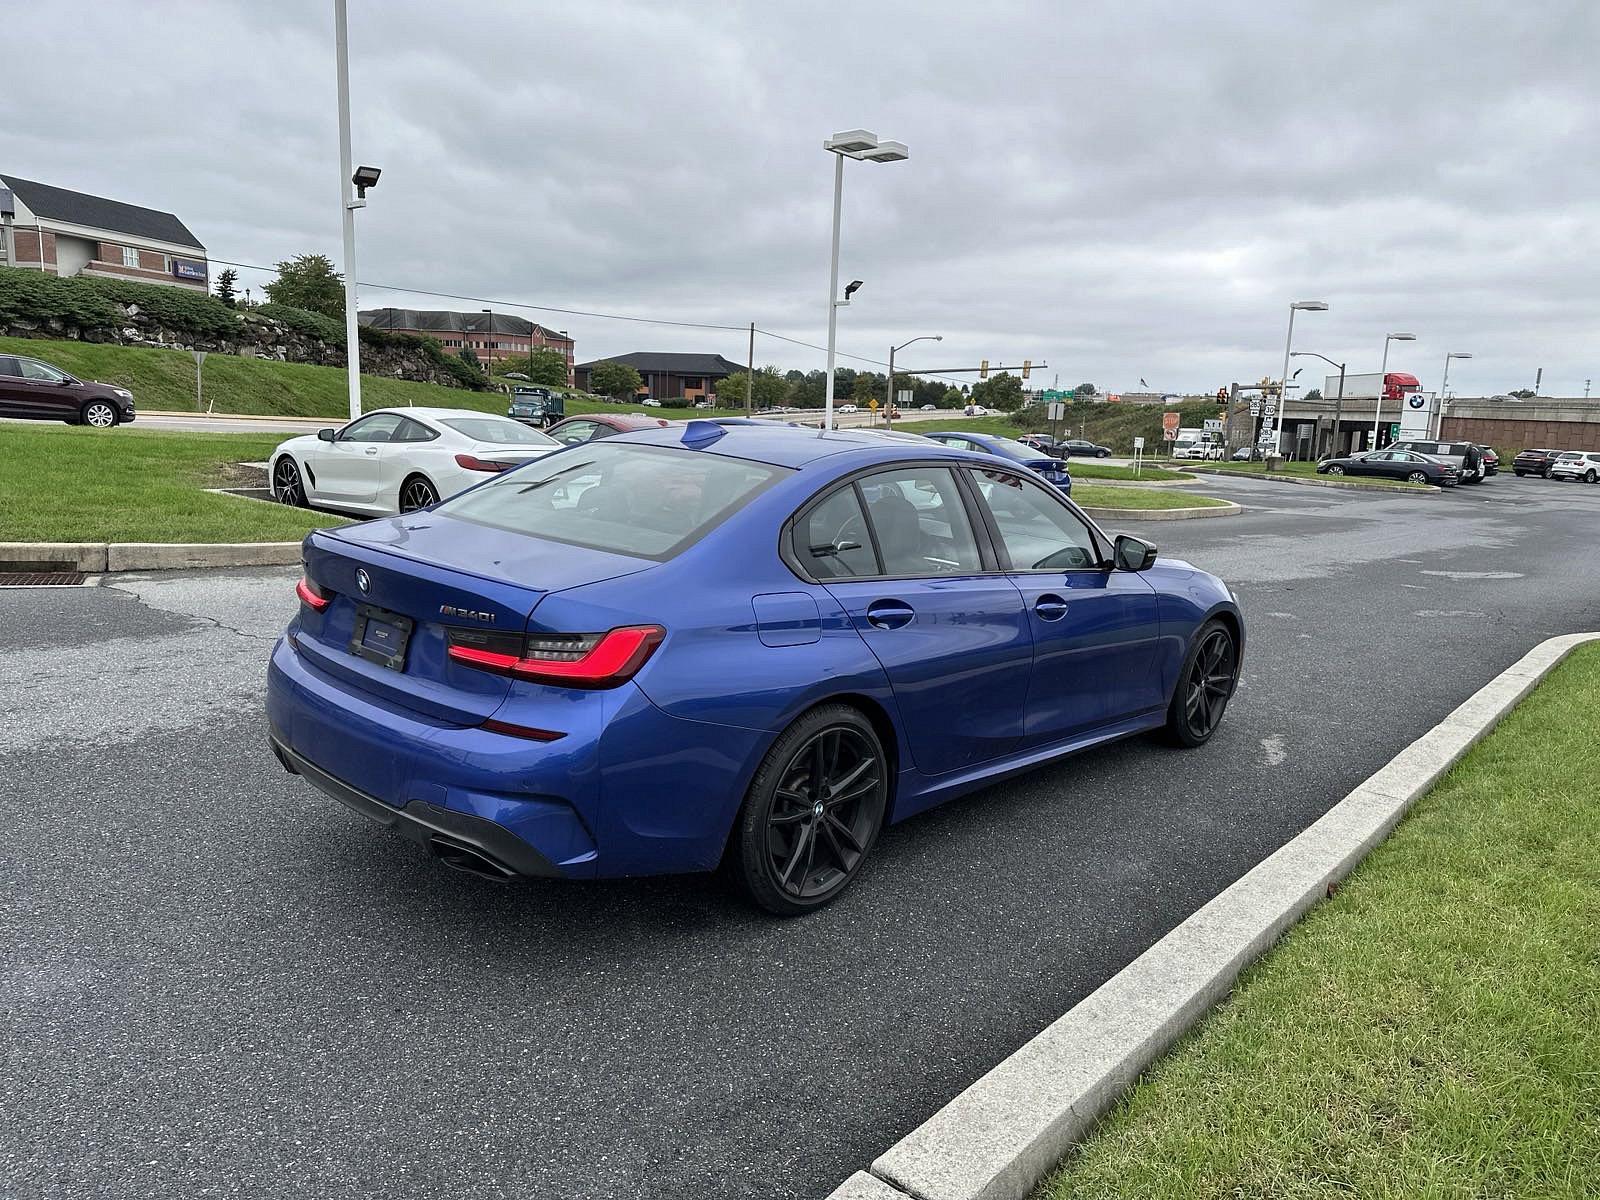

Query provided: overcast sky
[7,1,1597,395]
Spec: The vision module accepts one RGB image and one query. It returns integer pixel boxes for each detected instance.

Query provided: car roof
[554,412,668,431]
[604,421,1003,470]
[361,406,515,422]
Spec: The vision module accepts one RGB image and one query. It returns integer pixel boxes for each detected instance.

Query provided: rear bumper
[269,732,560,880]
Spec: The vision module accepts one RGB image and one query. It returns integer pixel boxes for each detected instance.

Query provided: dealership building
[573,351,745,403]
[0,173,208,290]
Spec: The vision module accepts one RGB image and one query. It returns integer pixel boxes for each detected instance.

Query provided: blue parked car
[921,430,1074,492]
[267,423,1242,914]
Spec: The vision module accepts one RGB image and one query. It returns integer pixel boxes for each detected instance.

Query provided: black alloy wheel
[82,401,118,429]
[1544,466,1554,478]
[1097,449,1110,458]
[1327,464,1346,475]
[1167,620,1238,748]
[1407,470,1429,484]
[274,457,306,506]
[400,475,440,512]
[730,704,888,915]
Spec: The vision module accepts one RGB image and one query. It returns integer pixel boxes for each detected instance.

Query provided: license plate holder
[348,605,414,671]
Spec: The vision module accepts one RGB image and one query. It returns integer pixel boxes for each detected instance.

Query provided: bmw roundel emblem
[1408,394,1425,409]
[355,568,371,594]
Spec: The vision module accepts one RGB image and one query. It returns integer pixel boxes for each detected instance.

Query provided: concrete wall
[1442,414,1600,453]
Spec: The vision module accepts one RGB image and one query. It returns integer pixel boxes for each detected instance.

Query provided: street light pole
[1272,301,1327,453]
[821,130,908,432]
[1436,351,1472,437]
[1370,332,1417,449]
[334,0,363,422]
[1291,349,1345,458]
[887,334,942,428]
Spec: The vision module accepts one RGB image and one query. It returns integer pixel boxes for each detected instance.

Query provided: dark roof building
[359,308,575,383]
[0,173,208,290]
[573,351,745,401]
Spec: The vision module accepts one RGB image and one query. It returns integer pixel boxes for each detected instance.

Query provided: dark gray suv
[0,353,136,427]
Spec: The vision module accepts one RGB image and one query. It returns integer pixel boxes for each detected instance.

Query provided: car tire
[1098,449,1110,458]
[1514,470,1526,477]
[1407,471,1429,484]
[398,474,440,512]
[1165,618,1239,749]
[1587,470,1598,484]
[727,703,889,916]
[273,456,308,507]
[1543,467,1554,478]
[80,400,119,429]
[1327,464,1345,475]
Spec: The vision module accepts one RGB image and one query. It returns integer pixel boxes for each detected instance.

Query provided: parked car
[641,398,662,407]
[1478,446,1500,475]
[1512,448,1563,477]
[693,400,714,410]
[1017,433,1068,457]
[506,386,565,429]
[1061,438,1112,458]
[922,430,1073,493]
[270,408,561,516]
[1389,439,1487,483]
[1316,449,1459,486]
[1231,445,1265,461]
[545,412,671,445]
[267,424,1243,913]
[0,352,136,428]
[1548,451,1600,483]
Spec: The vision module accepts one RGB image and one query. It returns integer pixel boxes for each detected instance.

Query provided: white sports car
[270,406,560,516]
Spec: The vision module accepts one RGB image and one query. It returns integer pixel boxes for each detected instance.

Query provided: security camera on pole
[821,130,908,433]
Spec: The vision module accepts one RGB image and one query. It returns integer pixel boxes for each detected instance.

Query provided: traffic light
[980,359,989,380]
[1021,359,1032,380]
[1216,387,1228,404]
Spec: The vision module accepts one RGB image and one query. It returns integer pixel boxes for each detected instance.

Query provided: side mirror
[317,428,337,442]
[1113,534,1158,572]
[59,378,76,386]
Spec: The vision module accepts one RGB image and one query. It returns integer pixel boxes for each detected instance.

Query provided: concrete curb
[1077,500,1242,521]
[829,631,1600,1200]
[1,541,301,572]
[1177,466,1442,495]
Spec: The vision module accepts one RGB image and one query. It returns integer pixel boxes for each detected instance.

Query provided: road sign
[897,390,912,406]
[868,398,879,411]
[1047,401,1065,421]
[1203,417,1223,432]
[1162,411,1181,441]
[1133,436,1145,451]
[1249,401,1261,416]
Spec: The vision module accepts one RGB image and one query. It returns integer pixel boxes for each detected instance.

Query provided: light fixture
[843,280,864,300]
[351,165,382,197]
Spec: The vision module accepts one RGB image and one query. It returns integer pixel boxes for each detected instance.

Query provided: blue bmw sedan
[920,430,1073,491]
[267,422,1242,914]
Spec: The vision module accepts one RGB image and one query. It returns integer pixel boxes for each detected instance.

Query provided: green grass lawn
[1177,459,1427,488]
[1038,642,1600,1200]
[1066,463,1188,482]
[0,424,347,543]
[0,335,744,425]
[1071,484,1227,510]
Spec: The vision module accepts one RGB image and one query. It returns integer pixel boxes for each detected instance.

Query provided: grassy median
[0,424,347,543]
[1066,463,1188,482]
[1072,484,1227,510]
[1038,642,1600,1200]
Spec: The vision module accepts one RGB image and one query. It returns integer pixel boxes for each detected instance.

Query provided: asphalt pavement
[3,473,1599,1200]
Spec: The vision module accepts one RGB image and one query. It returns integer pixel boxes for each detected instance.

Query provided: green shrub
[0,264,239,338]
[257,302,343,343]
[0,266,123,331]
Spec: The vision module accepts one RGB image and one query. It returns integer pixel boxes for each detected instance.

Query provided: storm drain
[0,572,89,587]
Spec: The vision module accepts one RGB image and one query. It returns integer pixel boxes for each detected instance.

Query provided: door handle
[865,599,915,630]
[1034,594,1069,621]
[364,446,379,456]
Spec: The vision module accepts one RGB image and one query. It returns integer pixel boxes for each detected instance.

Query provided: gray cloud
[6,0,1597,393]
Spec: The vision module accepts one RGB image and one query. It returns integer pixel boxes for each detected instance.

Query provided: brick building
[359,308,576,383]
[0,174,207,290]
[573,351,745,402]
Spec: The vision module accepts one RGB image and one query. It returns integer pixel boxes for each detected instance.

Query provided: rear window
[440,417,558,445]
[434,442,786,560]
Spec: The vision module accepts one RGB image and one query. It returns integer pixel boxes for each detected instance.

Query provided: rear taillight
[296,576,331,611]
[446,625,665,688]
[455,453,511,473]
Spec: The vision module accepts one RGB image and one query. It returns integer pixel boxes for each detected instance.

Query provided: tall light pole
[1370,332,1416,449]
[887,334,941,426]
[1291,349,1345,458]
[822,130,908,431]
[334,0,363,422]
[1436,351,1472,437]
[1271,301,1327,453]
[482,307,493,376]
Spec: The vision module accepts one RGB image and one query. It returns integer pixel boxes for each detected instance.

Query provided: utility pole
[1586,379,1592,399]
[745,321,754,415]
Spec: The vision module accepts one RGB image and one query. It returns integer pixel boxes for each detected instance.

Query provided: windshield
[984,435,1055,459]
[440,417,559,446]
[434,442,787,559]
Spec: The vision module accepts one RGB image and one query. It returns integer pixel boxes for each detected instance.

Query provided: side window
[19,358,67,382]
[554,421,597,445]
[0,357,21,378]
[796,486,878,579]
[858,466,982,577]
[339,413,404,443]
[391,417,437,443]
[972,469,1100,571]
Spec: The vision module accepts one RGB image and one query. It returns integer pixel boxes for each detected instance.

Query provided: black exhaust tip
[428,834,517,883]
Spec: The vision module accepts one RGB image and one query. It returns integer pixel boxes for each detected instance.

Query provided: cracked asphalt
[3,473,1599,1200]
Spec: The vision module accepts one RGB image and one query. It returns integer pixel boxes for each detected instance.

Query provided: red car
[546,412,670,445]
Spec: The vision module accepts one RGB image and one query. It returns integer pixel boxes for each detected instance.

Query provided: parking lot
[4,472,1599,1200]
